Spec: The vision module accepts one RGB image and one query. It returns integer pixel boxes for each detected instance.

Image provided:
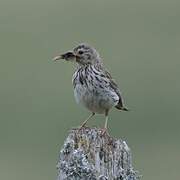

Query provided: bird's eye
[78,50,84,55]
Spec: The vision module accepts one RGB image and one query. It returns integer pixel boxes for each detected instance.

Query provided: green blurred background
[0,0,180,179]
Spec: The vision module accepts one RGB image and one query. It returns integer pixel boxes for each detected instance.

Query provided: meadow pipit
[53,43,128,134]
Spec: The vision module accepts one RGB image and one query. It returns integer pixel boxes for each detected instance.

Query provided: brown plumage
[53,43,128,134]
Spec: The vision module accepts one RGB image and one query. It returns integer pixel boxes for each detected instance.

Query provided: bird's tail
[115,105,129,111]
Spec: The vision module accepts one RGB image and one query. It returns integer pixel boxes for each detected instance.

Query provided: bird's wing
[103,68,124,108]
[94,64,128,110]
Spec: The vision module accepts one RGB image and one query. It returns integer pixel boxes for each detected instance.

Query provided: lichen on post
[57,127,140,180]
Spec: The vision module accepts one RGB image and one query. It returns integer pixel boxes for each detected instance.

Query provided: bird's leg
[101,110,109,136]
[79,112,95,129]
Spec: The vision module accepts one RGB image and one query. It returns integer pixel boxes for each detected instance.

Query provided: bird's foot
[78,123,87,131]
[78,113,95,132]
[100,128,110,137]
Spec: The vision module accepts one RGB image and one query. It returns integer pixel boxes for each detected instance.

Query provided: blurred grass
[0,0,180,180]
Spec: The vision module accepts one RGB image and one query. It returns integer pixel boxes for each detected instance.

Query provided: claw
[100,128,110,136]
[78,113,95,132]
[78,124,87,132]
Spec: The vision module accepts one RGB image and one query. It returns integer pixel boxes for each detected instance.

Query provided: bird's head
[53,43,101,65]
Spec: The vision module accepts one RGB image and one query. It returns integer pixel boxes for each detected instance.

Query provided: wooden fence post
[57,127,140,180]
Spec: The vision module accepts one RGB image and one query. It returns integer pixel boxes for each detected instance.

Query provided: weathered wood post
[57,127,140,180]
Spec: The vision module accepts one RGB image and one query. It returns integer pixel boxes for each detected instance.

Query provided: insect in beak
[53,51,76,61]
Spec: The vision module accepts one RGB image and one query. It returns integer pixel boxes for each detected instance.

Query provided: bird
[53,43,128,134]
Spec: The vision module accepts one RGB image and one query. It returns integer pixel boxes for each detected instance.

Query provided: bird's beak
[52,51,76,61]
